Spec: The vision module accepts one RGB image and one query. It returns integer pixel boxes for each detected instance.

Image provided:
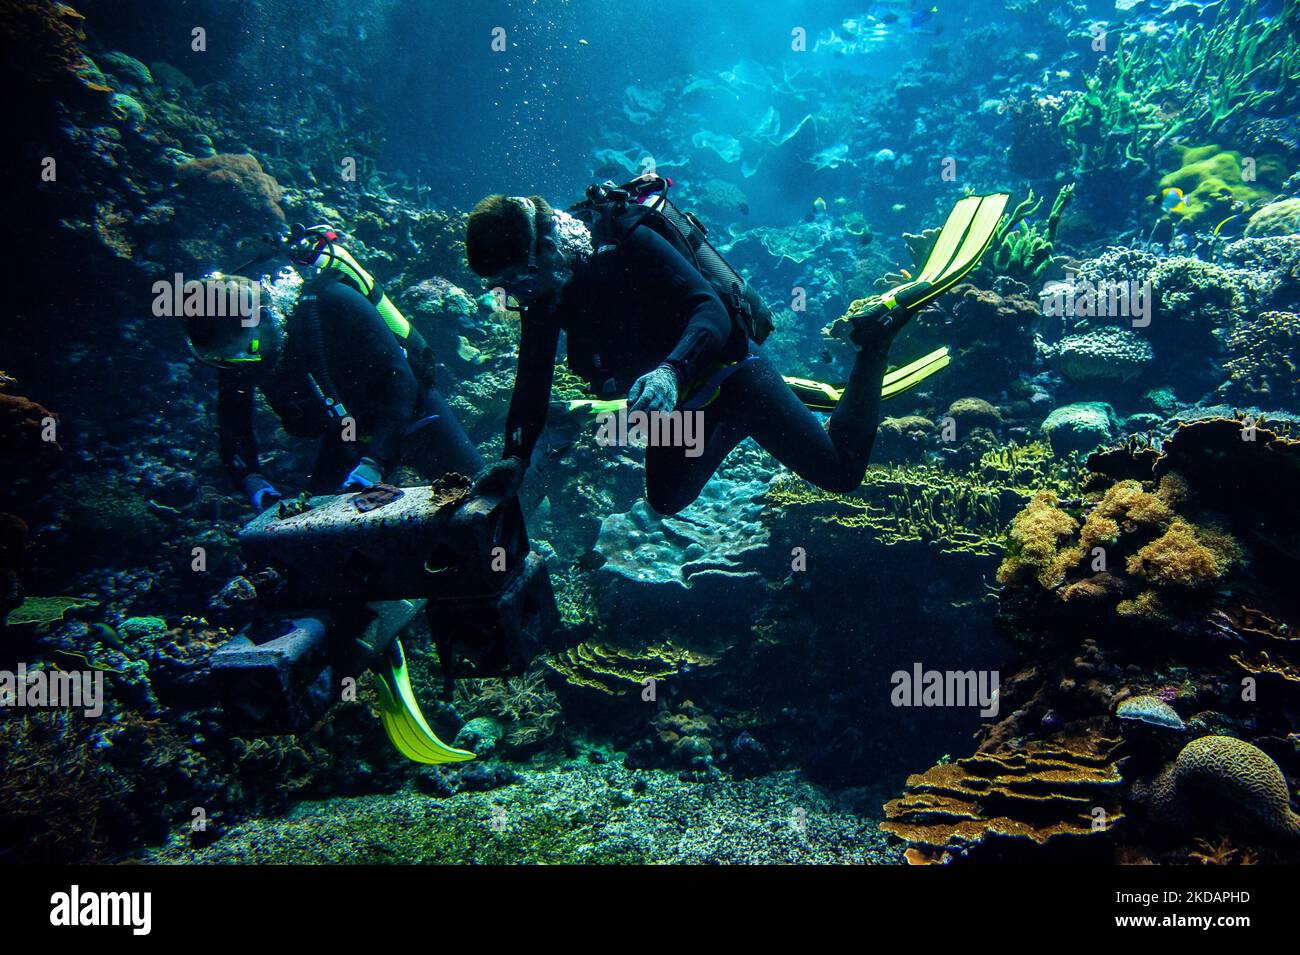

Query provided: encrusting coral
[175,153,286,222]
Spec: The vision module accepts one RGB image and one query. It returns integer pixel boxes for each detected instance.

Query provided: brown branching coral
[1189,835,1257,865]
[457,669,562,749]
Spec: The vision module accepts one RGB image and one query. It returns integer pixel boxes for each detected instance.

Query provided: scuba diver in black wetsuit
[184,228,483,507]
[463,183,920,516]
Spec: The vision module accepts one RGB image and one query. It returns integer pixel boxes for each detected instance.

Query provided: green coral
[1156,145,1286,229]
[766,441,1081,558]
[989,184,1074,283]
[1060,0,1300,176]
[4,596,99,630]
[116,615,168,646]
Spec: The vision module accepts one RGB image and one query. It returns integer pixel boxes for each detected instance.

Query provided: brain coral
[1141,736,1300,840]
[1245,198,1300,238]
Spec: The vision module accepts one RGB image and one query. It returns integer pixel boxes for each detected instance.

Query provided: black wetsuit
[218,276,483,493]
[503,226,891,514]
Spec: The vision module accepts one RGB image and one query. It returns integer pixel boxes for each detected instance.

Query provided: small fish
[1161,187,1186,214]
[813,196,827,213]
[1212,214,1243,239]
[578,38,589,46]
[909,5,939,29]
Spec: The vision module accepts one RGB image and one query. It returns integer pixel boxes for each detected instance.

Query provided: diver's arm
[502,311,561,464]
[632,228,735,384]
[318,281,418,471]
[217,371,260,485]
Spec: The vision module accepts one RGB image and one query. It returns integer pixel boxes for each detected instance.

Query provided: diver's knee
[646,484,693,516]
[816,470,865,495]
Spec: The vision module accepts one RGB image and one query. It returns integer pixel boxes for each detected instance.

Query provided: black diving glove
[628,363,679,415]
[473,456,525,499]
[243,473,282,512]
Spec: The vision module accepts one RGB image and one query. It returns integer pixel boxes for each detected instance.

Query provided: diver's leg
[721,347,888,492]
[643,411,748,515]
[308,436,355,494]
[643,341,891,513]
[824,338,890,478]
[398,388,485,479]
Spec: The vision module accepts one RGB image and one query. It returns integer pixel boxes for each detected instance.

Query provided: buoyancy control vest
[569,174,775,344]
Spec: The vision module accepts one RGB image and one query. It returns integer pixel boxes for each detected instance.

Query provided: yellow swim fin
[783,346,951,410]
[880,346,951,399]
[833,193,1010,343]
[374,638,475,765]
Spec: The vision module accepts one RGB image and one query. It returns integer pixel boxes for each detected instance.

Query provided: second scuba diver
[464,183,974,515]
[185,226,484,508]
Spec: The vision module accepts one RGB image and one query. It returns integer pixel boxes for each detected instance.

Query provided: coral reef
[1136,736,1300,840]
[1221,310,1300,404]
[174,153,285,222]
[1045,326,1153,385]
[768,441,1081,560]
[882,729,1125,863]
[886,417,1300,862]
[546,642,716,697]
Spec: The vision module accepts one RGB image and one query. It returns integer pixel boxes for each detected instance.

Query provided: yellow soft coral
[1116,589,1166,620]
[997,491,1080,589]
[1127,519,1239,588]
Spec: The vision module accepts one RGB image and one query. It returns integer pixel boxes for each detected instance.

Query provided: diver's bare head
[466,194,590,307]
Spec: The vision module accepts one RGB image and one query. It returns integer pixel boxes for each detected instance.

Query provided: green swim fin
[782,346,951,410]
[833,193,1010,342]
[374,637,475,765]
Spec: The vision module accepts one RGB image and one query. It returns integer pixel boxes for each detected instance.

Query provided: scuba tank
[571,174,776,344]
[281,223,438,402]
[284,223,413,341]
